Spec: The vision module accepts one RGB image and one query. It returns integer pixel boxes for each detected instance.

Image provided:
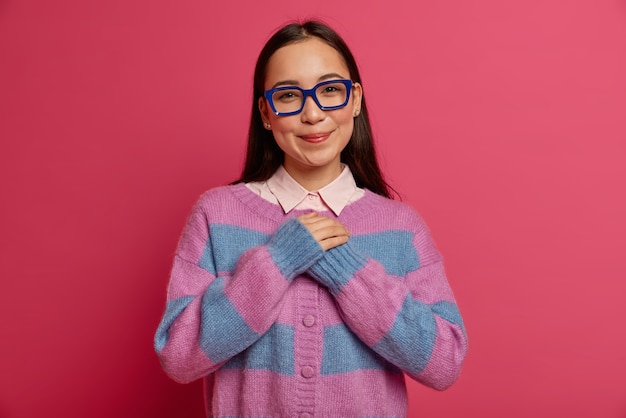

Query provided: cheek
[335,111,355,133]
[269,116,298,134]
[338,106,356,123]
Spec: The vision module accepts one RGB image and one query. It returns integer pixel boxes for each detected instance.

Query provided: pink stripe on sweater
[316,283,344,326]
[159,297,219,383]
[335,260,407,346]
[413,316,467,390]
[167,255,216,300]
[317,370,407,416]
[209,368,408,417]
[223,246,291,334]
[211,369,297,416]
[198,186,284,234]
[406,261,458,304]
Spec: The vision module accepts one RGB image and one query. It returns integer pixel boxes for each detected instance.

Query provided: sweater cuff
[308,242,368,295]
[267,218,325,281]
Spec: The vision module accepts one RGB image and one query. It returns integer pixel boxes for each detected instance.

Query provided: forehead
[264,37,350,87]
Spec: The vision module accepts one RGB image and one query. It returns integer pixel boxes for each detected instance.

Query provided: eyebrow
[271,73,347,89]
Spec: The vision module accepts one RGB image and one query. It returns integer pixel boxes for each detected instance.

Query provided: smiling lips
[299,132,330,143]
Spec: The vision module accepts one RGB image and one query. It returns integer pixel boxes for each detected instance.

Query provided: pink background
[1,0,625,417]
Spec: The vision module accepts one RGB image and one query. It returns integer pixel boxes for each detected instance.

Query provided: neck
[283,162,343,191]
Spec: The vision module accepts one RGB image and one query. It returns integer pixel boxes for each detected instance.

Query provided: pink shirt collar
[253,165,363,216]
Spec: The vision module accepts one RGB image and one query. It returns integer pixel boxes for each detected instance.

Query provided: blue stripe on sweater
[431,300,466,333]
[222,323,295,375]
[307,242,368,295]
[321,324,399,375]
[199,226,418,279]
[373,294,437,375]
[199,224,269,274]
[154,296,195,352]
[199,277,259,364]
[267,218,324,280]
[351,231,419,276]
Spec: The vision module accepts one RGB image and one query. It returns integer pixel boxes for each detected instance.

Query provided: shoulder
[354,191,443,265]
[190,183,285,229]
[349,190,428,231]
[195,184,242,207]
[185,184,250,222]
[369,192,418,215]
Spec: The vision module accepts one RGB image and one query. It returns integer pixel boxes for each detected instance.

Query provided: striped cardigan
[155,183,467,417]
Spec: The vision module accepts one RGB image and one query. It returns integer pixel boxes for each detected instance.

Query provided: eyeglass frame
[263,79,354,117]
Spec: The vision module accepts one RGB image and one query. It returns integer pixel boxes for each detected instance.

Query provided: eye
[274,89,302,102]
[319,83,346,96]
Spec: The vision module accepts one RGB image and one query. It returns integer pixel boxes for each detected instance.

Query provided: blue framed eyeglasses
[264,79,353,116]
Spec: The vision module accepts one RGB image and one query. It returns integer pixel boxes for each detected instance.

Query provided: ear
[258,97,271,126]
[351,82,363,117]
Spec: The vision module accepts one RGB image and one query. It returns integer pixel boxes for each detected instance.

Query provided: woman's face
[259,37,362,187]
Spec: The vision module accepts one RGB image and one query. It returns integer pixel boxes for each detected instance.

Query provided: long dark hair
[233,20,395,199]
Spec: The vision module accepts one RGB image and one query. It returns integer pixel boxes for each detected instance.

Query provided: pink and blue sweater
[155,183,467,417]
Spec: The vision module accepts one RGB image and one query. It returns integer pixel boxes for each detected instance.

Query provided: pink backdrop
[1,0,625,417]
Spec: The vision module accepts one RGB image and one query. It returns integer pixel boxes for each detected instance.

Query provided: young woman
[155,20,467,417]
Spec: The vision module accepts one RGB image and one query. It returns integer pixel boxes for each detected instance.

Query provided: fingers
[316,234,349,251]
[297,212,350,251]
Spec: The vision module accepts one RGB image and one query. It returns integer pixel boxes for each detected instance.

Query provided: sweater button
[301,366,314,378]
[302,315,316,327]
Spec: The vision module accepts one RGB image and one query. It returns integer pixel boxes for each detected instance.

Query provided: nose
[300,95,325,124]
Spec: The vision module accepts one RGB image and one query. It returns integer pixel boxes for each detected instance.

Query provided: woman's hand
[297,212,350,251]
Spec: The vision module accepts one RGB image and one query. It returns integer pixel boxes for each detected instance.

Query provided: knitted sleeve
[307,206,468,390]
[154,193,324,383]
